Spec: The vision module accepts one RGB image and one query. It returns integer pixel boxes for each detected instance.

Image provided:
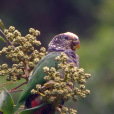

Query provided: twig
[0,29,14,47]
[9,89,23,93]
[21,61,30,81]
[10,82,27,91]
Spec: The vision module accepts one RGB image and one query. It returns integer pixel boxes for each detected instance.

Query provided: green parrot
[14,32,80,114]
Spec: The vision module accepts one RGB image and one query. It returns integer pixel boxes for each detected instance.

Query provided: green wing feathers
[14,52,60,112]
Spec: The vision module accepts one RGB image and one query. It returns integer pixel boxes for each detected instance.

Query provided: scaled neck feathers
[64,49,79,67]
[48,49,79,67]
[48,43,69,53]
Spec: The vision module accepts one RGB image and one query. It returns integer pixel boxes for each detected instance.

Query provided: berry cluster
[0,26,46,81]
[31,52,91,114]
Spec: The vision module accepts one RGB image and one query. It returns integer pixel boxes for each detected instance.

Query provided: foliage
[0,23,91,114]
[0,88,14,114]
[0,0,114,114]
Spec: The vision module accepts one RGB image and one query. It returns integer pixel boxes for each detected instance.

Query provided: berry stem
[10,82,27,91]
[0,29,14,47]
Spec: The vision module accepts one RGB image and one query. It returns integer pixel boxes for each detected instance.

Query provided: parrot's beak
[72,40,80,50]
[77,43,80,49]
[76,42,80,49]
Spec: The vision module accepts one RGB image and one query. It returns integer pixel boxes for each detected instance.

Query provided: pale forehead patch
[64,32,79,39]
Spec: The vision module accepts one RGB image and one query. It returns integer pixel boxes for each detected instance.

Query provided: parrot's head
[48,32,80,52]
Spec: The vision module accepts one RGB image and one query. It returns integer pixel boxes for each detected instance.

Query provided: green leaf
[0,88,14,114]
[0,20,5,30]
[20,103,48,114]
[0,35,6,42]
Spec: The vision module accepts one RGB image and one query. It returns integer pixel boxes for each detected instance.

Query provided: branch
[0,29,14,47]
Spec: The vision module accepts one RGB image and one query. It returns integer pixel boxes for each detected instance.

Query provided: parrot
[14,32,80,114]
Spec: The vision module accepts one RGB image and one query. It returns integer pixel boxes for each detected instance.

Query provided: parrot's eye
[64,36,69,40]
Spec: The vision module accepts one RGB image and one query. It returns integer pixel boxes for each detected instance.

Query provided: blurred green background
[0,0,114,114]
